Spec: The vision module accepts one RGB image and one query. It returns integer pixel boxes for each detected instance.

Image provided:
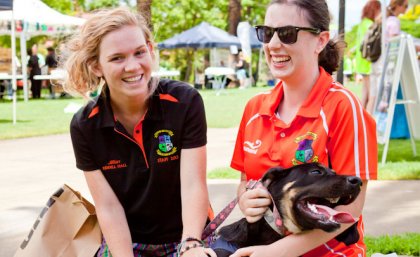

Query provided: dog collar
[247,180,290,236]
[263,209,284,235]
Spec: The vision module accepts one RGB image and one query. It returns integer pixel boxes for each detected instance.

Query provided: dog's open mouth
[296,196,356,225]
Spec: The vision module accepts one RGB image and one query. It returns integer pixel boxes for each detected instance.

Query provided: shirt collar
[92,84,164,129]
[259,67,332,118]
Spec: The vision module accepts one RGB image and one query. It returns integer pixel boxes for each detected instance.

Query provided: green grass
[365,233,420,257]
[378,140,420,180]
[207,167,241,180]
[200,86,271,128]
[1,85,420,180]
[0,97,84,139]
[0,86,268,139]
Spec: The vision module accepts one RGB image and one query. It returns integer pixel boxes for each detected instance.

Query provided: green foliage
[401,4,420,20]
[344,24,359,58]
[151,0,270,83]
[152,0,229,42]
[41,0,74,14]
[86,0,120,11]
[41,0,119,14]
[401,19,420,38]
[365,233,420,257]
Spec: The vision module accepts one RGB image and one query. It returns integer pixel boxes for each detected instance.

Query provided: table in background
[204,67,235,95]
[152,69,180,78]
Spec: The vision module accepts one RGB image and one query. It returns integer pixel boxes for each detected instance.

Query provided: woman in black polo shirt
[62,7,213,257]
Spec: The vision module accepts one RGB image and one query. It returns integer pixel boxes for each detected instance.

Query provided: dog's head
[262,162,362,233]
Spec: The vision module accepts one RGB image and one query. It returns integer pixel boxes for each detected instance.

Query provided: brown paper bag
[14,184,102,257]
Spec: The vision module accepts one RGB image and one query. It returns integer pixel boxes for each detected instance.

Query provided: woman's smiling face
[92,25,154,99]
[263,4,328,82]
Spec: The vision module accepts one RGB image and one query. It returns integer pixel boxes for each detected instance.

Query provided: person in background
[235,50,249,89]
[383,0,410,139]
[27,44,42,99]
[386,0,408,40]
[354,0,381,114]
[45,46,58,98]
[218,0,377,256]
[61,7,214,257]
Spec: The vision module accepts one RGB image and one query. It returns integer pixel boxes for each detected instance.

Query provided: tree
[228,0,241,35]
[137,0,153,30]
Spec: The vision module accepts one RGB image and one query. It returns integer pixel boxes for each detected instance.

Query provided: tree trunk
[184,49,194,82]
[137,0,153,31]
[228,0,241,35]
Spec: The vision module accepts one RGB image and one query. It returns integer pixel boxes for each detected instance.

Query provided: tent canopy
[0,0,84,36]
[158,22,250,49]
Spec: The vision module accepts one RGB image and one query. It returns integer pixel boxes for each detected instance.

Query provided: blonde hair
[61,7,158,98]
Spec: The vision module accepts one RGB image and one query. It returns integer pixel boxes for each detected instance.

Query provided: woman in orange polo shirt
[229,0,378,256]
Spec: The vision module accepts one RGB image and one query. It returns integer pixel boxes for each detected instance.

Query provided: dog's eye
[310,169,322,175]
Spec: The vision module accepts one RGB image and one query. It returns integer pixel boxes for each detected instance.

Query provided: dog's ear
[261,166,290,187]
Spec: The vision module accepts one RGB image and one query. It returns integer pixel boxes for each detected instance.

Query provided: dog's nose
[347,176,362,186]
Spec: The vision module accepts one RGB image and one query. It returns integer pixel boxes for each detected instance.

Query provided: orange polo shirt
[231,68,377,256]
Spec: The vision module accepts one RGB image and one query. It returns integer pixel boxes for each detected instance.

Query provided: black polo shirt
[70,79,207,244]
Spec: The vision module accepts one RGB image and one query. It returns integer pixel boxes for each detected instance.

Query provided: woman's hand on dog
[238,188,271,223]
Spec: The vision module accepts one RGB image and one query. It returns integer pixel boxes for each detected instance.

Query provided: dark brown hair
[269,0,345,74]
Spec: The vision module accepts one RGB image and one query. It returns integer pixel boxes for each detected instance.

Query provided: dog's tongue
[314,204,356,223]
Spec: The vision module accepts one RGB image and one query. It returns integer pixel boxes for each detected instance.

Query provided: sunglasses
[255,25,321,44]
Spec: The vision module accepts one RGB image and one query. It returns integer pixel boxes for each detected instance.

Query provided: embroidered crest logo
[292,132,318,165]
[154,129,177,156]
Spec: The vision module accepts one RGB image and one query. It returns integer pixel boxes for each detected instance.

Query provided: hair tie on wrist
[177,237,205,256]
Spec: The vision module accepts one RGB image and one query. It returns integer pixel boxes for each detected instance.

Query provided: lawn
[0,97,84,139]
[1,84,420,180]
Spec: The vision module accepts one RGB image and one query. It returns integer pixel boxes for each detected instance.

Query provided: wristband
[177,237,204,256]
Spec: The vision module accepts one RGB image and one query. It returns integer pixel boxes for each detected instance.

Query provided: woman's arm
[231,181,368,257]
[180,146,210,256]
[84,170,134,257]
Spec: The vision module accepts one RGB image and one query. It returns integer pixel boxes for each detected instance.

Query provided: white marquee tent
[0,0,84,124]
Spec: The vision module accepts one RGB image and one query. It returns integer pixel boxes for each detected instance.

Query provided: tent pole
[20,30,28,102]
[11,10,17,124]
[336,0,345,84]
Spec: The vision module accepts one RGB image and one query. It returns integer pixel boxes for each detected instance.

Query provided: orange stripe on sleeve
[159,94,179,103]
[88,106,99,118]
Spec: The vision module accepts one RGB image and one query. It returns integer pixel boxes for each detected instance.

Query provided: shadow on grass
[0,119,31,124]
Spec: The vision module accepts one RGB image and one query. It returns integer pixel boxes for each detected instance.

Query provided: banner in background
[237,21,252,63]
[0,0,13,10]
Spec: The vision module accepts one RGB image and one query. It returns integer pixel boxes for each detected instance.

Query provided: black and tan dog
[213,163,362,257]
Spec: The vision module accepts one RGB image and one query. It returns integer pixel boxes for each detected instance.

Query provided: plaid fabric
[97,234,216,257]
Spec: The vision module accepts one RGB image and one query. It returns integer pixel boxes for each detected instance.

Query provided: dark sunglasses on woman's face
[255,25,321,44]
